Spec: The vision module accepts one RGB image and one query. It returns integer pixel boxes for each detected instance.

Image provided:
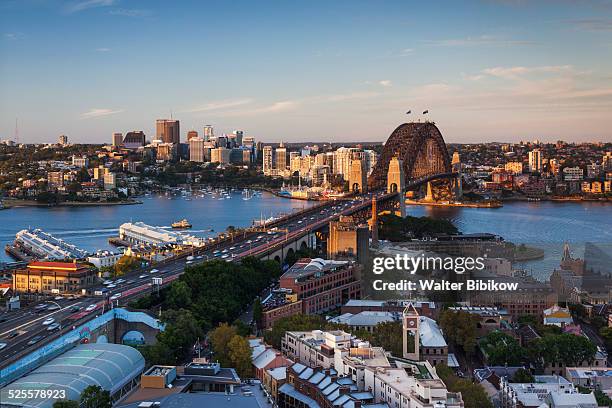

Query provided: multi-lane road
[0,195,377,368]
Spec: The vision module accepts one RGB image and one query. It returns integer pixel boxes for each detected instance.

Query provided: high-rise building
[202,125,214,142]
[603,152,612,171]
[187,130,199,141]
[528,149,543,173]
[276,142,287,171]
[156,143,177,161]
[233,130,244,146]
[189,137,206,162]
[122,131,146,149]
[58,135,68,146]
[103,172,116,191]
[263,146,274,176]
[210,147,230,164]
[505,161,523,175]
[112,132,123,147]
[156,119,180,145]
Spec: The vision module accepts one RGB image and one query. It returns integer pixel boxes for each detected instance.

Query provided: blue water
[1,195,610,280]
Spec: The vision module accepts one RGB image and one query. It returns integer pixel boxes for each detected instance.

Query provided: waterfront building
[263,145,274,176]
[156,119,180,144]
[87,250,122,269]
[15,228,90,260]
[12,261,97,294]
[58,134,68,146]
[119,222,205,247]
[563,166,584,181]
[189,137,206,162]
[202,124,214,142]
[112,132,123,146]
[327,216,369,263]
[122,131,146,149]
[103,172,116,190]
[92,165,109,180]
[310,164,330,187]
[47,171,64,188]
[587,163,602,178]
[528,149,543,173]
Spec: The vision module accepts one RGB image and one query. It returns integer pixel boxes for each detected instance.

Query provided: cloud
[65,0,116,14]
[108,8,153,18]
[379,80,392,87]
[480,65,573,79]
[80,108,123,118]
[424,35,534,47]
[95,47,111,52]
[3,32,25,40]
[564,18,612,32]
[214,100,299,117]
[186,98,253,113]
[326,91,381,102]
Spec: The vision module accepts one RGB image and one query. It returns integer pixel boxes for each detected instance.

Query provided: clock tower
[402,302,420,360]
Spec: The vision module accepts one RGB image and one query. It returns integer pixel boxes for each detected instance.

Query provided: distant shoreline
[1,199,142,208]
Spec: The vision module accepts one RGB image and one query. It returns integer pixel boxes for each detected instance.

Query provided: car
[33,304,48,311]
[107,284,116,289]
[257,235,263,239]
[47,323,60,331]
[213,250,220,254]
[297,220,303,224]
[126,280,135,284]
[196,256,203,259]
[186,261,193,264]
[85,304,97,312]
[221,254,229,259]
[229,246,236,250]
[54,296,63,301]
[66,295,77,300]
[0,315,8,323]
[46,304,60,311]
[139,274,147,279]
[186,256,194,261]
[222,249,228,253]
[0,342,7,350]
[150,269,159,274]
[109,293,121,301]
[246,240,252,244]
[69,306,81,313]
[116,279,126,284]
[102,280,113,285]
[42,317,55,326]
[27,335,44,346]
[7,332,19,339]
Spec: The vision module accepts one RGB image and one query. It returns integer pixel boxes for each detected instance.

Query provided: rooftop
[282,258,349,281]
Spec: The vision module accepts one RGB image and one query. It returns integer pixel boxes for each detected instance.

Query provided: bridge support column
[387,156,406,218]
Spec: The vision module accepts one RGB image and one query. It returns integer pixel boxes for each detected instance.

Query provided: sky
[1,0,612,144]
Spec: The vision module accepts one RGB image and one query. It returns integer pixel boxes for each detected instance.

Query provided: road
[0,194,382,369]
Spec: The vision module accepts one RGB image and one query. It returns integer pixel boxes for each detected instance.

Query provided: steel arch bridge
[368,122,452,190]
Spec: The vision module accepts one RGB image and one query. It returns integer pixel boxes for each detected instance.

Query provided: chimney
[354,402,362,408]
[324,369,331,376]
[339,386,350,395]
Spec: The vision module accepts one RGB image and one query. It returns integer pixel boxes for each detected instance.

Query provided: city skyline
[1,0,612,143]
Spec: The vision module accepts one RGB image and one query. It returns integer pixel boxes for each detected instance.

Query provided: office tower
[211,147,230,164]
[603,152,612,171]
[189,137,206,162]
[187,130,199,141]
[156,143,177,161]
[156,119,180,144]
[233,130,244,146]
[276,142,287,171]
[216,135,228,149]
[242,136,255,149]
[112,132,123,147]
[103,172,116,191]
[263,146,274,175]
[528,149,543,173]
[364,149,378,176]
[58,134,68,146]
[203,125,214,142]
[123,131,146,149]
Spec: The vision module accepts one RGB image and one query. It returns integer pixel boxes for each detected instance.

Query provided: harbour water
[0,194,610,281]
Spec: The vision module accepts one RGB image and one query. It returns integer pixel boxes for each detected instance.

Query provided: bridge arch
[368,122,451,189]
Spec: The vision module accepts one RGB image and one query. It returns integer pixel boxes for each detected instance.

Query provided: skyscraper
[233,130,244,146]
[156,119,180,144]
[276,142,287,171]
[189,137,206,162]
[203,125,214,142]
[112,132,123,147]
[263,146,274,176]
[528,149,543,173]
[58,134,68,146]
[187,130,199,141]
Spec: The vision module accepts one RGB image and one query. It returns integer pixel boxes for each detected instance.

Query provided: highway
[0,193,384,369]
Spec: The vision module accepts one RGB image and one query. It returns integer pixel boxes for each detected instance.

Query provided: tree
[434,364,492,408]
[439,309,479,355]
[510,368,534,383]
[368,321,403,357]
[114,255,138,276]
[253,297,263,326]
[80,385,111,408]
[480,331,526,366]
[533,333,597,367]
[228,335,253,378]
[210,323,238,367]
[166,281,192,310]
[53,401,79,408]
[144,309,203,365]
[264,314,328,349]
[600,326,612,350]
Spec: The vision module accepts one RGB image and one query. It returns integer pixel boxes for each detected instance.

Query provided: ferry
[171,219,192,229]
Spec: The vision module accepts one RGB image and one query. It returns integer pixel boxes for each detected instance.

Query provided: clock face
[409,320,415,327]
[406,318,416,327]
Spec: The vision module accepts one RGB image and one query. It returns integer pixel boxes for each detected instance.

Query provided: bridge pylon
[387,156,406,218]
